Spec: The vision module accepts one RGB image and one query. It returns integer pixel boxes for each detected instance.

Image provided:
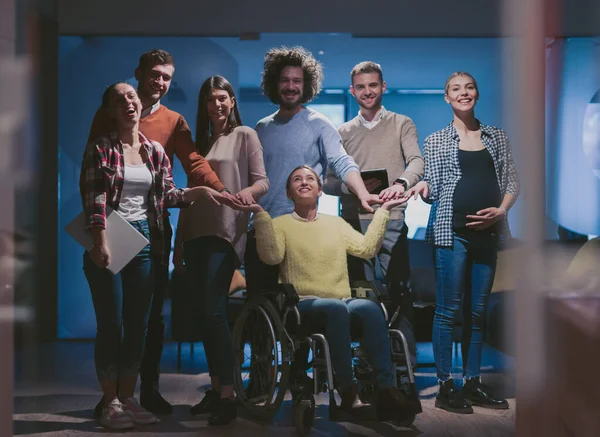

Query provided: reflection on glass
[583,90,600,178]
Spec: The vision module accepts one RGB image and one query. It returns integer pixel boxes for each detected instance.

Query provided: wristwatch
[393,178,408,190]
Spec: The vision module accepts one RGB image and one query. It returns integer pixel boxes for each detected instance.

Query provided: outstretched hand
[218,190,246,209]
[380,197,409,211]
[235,188,256,206]
[185,186,244,208]
[402,181,429,201]
[379,184,405,202]
[231,203,264,214]
[359,193,383,213]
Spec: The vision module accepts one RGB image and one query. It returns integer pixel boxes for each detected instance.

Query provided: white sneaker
[99,398,135,430]
[122,396,158,425]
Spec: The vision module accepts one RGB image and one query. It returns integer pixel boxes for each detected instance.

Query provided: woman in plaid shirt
[80,82,222,430]
[405,72,519,414]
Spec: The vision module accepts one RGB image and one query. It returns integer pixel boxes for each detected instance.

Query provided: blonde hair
[444,72,479,94]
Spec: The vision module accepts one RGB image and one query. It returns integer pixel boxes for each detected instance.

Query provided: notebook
[65,207,150,274]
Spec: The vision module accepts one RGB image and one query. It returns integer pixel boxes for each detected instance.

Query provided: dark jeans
[139,215,171,391]
[244,229,279,299]
[298,298,395,389]
[433,231,498,381]
[346,218,417,366]
[83,219,153,382]
[184,236,238,386]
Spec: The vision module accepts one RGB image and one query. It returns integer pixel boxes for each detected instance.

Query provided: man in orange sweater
[88,49,237,416]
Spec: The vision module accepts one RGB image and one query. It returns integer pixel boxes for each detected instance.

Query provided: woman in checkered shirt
[404,72,519,414]
[79,82,229,430]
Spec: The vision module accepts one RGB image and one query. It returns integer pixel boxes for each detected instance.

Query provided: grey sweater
[324,111,424,220]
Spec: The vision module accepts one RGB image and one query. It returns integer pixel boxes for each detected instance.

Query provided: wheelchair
[231,281,422,436]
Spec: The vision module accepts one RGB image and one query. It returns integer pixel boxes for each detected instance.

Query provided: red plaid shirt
[80,131,188,264]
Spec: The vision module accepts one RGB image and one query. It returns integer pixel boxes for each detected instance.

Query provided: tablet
[360,168,389,195]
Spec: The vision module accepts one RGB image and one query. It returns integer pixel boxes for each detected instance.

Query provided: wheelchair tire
[294,396,315,437]
[232,297,291,421]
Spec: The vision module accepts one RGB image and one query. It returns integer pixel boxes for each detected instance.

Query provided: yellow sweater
[254,208,390,299]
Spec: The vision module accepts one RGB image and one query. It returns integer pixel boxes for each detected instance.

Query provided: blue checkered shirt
[423,122,520,247]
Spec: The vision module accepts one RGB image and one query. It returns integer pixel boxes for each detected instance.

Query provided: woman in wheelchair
[244,165,410,419]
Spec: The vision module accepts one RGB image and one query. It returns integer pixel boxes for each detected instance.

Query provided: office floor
[14,341,515,437]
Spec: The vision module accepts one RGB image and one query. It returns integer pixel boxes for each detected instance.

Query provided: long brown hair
[195,75,242,156]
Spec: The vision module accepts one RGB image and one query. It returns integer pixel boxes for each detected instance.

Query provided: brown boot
[339,384,371,416]
[377,386,410,421]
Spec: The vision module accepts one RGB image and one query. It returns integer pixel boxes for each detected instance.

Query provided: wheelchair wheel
[232,297,291,421]
[294,395,315,437]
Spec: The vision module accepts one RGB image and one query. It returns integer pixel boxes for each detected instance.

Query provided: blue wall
[59,34,525,339]
[58,37,240,338]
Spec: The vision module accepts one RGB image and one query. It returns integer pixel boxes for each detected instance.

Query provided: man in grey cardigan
[324,61,424,366]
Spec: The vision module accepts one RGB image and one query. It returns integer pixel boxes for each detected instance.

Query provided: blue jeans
[346,218,416,366]
[83,219,153,381]
[184,236,238,386]
[297,298,394,389]
[433,231,498,381]
[140,215,171,390]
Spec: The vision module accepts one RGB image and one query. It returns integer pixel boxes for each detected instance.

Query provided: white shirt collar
[291,211,320,222]
[358,106,386,129]
[141,100,161,119]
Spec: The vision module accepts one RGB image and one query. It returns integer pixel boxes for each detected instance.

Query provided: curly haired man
[244,46,381,298]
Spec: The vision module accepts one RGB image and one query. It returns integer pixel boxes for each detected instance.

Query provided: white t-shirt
[117,163,152,221]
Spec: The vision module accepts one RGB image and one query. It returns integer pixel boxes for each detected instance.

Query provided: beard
[279,91,302,110]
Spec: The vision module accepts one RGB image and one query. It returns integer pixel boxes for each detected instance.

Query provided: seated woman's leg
[347,298,413,418]
[297,298,354,388]
[346,299,394,388]
[297,298,371,414]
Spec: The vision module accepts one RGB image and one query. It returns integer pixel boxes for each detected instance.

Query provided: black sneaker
[463,378,509,410]
[207,397,237,426]
[190,389,220,415]
[435,379,473,414]
[139,388,173,415]
[93,396,104,419]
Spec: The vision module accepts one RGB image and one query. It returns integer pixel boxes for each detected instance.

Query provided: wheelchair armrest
[258,283,300,306]
[350,280,387,302]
